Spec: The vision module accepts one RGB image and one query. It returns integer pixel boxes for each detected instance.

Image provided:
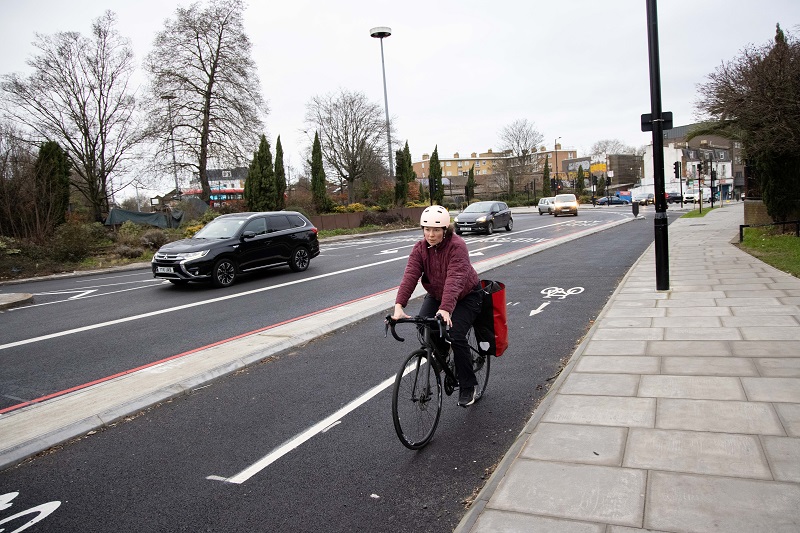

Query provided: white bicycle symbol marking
[0,492,61,533]
[541,286,585,300]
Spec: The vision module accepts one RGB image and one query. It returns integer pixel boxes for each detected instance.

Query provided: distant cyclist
[391,205,483,407]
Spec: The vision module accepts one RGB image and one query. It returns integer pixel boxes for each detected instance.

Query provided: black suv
[453,201,513,235]
[152,211,320,287]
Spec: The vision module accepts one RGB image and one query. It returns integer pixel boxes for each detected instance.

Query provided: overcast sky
[2,0,798,198]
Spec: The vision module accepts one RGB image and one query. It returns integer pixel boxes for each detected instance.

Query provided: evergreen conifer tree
[466,165,476,203]
[428,146,443,205]
[542,158,552,197]
[310,132,330,213]
[274,136,286,210]
[575,165,586,196]
[34,140,71,227]
[244,134,275,211]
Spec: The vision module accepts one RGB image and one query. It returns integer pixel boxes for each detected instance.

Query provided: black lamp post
[370,27,394,182]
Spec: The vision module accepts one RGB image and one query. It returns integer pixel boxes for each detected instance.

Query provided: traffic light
[673,161,680,179]
[550,178,556,189]
[711,170,717,182]
[592,175,598,186]
[697,162,703,173]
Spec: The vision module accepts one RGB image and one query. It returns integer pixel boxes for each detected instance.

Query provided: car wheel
[168,279,188,285]
[212,258,237,288]
[289,246,311,272]
[553,212,558,217]
[486,222,493,235]
[539,211,543,216]
[505,218,513,231]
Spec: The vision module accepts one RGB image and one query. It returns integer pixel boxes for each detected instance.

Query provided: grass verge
[737,226,800,278]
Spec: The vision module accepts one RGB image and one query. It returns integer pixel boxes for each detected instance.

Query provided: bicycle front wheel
[392,350,442,450]
[468,328,491,399]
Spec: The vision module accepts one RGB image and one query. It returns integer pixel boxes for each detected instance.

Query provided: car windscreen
[463,202,492,213]
[555,195,576,202]
[193,218,246,239]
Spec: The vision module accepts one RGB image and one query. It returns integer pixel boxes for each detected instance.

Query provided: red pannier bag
[474,280,508,357]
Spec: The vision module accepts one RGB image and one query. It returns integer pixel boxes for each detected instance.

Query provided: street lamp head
[370,26,392,39]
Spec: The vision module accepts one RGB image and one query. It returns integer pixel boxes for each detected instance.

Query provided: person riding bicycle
[391,205,483,407]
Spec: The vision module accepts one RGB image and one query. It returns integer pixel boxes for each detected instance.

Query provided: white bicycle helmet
[420,205,450,228]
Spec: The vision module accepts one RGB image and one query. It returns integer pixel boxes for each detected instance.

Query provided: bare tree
[590,139,636,162]
[498,119,544,195]
[305,89,388,204]
[1,11,144,222]
[145,0,266,204]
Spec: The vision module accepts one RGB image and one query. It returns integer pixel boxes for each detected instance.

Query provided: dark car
[454,201,513,235]
[596,196,630,206]
[665,192,683,204]
[151,211,320,287]
[633,193,655,205]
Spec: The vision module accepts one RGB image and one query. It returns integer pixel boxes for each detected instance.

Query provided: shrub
[116,220,145,246]
[140,229,168,250]
[360,211,404,227]
[51,222,100,262]
[333,203,367,213]
[115,245,145,259]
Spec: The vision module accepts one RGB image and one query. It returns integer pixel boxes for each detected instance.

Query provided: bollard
[632,202,640,217]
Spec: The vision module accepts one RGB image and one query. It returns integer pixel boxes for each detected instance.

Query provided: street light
[370,26,394,181]
[161,94,181,201]
[554,136,561,190]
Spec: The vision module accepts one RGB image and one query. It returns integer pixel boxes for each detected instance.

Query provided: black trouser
[418,288,482,388]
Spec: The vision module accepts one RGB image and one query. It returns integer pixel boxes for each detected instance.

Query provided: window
[268,215,292,232]
[243,218,267,236]
[446,162,451,167]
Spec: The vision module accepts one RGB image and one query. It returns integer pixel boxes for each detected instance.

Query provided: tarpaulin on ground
[104,208,183,229]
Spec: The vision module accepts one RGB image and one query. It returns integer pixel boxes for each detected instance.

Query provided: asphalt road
[0,207,676,532]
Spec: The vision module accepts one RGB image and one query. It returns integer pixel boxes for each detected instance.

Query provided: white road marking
[530,302,551,316]
[208,374,396,484]
[0,256,408,351]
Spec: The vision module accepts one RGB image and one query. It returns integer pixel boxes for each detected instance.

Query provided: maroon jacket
[396,232,480,314]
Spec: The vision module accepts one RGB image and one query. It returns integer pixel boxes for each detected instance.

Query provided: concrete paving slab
[638,375,746,401]
[472,509,604,533]
[560,373,640,397]
[663,307,731,317]
[775,404,800,437]
[603,308,666,318]
[762,436,800,482]
[730,305,800,316]
[519,423,627,466]
[656,399,785,435]
[598,317,653,328]
[646,340,732,357]
[489,460,646,528]
[592,328,664,341]
[623,428,771,479]
[754,358,800,377]
[582,341,648,356]
[667,291,727,299]
[740,326,800,341]
[742,377,800,403]
[651,316,721,328]
[724,289,788,298]
[656,299,718,308]
[663,327,741,341]
[575,357,660,374]
[730,340,800,356]
[541,395,655,428]
[607,526,670,533]
[645,471,800,533]
[661,356,758,377]
[721,315,800,327]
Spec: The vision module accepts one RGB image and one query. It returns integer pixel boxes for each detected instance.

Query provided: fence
[739,220,800,243]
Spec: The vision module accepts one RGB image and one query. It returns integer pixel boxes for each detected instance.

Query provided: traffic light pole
[645,0,670,290]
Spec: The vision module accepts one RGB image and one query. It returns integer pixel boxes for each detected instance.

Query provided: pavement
[3,203,800,533]
[456,202,800,533]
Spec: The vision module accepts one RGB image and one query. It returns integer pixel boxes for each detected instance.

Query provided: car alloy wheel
[505,219,513,231]
[212,258,237,287]
[289,247,310,272]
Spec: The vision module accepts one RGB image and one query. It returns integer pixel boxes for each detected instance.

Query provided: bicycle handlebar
[384,314,447,343]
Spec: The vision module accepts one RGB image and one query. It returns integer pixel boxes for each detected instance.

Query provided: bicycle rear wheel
[468,328,491,399]
[392,349,442,450]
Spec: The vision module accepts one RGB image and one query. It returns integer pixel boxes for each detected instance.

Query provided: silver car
[537,197,555,215]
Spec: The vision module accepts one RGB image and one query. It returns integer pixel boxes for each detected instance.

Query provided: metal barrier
[739,220,800,242]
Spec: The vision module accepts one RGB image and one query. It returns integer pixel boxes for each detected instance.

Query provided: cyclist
[391,205,483,407]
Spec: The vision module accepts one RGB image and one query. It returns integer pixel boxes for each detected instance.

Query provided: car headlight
[476,216,487,223]
[178,250,209,261]
[454,216,460,223]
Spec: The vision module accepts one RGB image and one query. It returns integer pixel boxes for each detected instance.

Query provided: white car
[537,197,555,215]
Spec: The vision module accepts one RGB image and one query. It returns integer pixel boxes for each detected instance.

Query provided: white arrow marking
[469,251,484,256]
[376,249,400,255]
[529,302,550,316]
[32,289,97,299]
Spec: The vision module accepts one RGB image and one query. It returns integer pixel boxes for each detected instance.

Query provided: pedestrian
[391,205,483,407]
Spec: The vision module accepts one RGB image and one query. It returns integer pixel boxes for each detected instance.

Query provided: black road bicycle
[384,315,490,449]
